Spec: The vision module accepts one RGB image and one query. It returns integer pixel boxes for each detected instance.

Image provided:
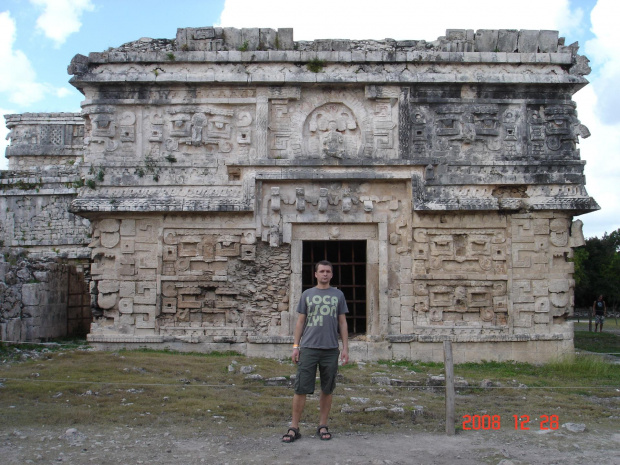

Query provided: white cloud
[554,2,585,39]
[0,10,76,109]
[574,86,620,237]
[0,11,48,106]
[577,0,620,237]
[55,87,73,98]
[585,0,620,125]
[219,0,578,41]
[30,0,94,47]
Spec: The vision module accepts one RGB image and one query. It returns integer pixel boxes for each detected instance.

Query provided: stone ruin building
[1,113,92,341]
[1,27,598,362]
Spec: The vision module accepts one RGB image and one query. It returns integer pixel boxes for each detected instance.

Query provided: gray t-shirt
[297,286,349,349]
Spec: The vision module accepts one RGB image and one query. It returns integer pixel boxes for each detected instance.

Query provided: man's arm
[292,313,306,363]
[338,313,349,365]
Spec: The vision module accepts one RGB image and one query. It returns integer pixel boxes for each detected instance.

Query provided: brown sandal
[282,427,301,443]
[317,425,331,440]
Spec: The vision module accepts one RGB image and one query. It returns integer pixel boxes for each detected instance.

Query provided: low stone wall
[86,338,574,363]
[0,248,92,342]
[573,307,619,320]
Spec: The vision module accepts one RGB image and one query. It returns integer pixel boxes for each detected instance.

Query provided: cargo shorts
[294,347,340,395]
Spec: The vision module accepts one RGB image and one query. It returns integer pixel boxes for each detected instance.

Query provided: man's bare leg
[318,392,333,439]
[291,393,306,428]
[283,393,307,442]
[319,391,332,425]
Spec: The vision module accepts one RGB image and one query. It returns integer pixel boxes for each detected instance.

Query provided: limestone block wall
[0,167,90,248]
[0,249,91,342]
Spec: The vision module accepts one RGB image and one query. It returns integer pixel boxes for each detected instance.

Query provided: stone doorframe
[288,222,388,339]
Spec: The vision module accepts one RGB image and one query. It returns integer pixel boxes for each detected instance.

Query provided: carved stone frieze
[413,228,507,276]
[402,101,588,162]
[413,279,508,327]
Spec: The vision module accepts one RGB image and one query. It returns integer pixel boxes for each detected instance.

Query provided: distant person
[592,295,607,332]
[282,260,349,443]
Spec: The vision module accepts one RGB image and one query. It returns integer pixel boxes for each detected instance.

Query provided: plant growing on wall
[306,58,326,73]
[135,154,161,182]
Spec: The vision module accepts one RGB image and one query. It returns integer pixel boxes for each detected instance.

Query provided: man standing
[592,295,607,332]
[282,260,349,443]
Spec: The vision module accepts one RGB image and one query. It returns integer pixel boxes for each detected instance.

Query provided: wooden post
[444,340,455,436]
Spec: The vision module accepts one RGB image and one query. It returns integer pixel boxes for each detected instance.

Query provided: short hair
[315,260,333,272]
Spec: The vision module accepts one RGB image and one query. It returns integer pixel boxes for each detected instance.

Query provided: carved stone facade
[2,27,597,361]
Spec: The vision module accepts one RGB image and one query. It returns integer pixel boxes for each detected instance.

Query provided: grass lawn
[1,341,618,435]
[574,323,620,355]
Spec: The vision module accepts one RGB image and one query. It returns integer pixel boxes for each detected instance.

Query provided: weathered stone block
[277,28,294,50]
[241,28,260,50]
[497,30,518,52]
[22,284,39,306]
[475,30,499,52]
[518,30,540,52]
[538,30,559,53]
[223,27,242,50]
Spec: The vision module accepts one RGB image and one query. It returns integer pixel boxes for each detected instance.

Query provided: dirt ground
[2,329,619,465]
[2,422,620,465]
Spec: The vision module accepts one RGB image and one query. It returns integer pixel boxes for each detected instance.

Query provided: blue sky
[1,0,618,239]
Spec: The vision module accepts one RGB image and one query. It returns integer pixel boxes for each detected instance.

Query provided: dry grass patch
[1,344,618,436]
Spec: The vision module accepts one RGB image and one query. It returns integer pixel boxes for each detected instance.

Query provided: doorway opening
[302,240,367,335]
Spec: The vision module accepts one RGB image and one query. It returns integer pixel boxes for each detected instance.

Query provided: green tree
[573,228,620,310]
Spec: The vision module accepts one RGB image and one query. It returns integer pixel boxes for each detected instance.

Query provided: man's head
[314,260,333,288]
[315,260,333,272]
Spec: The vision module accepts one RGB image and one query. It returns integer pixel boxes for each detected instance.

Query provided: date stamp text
[462,414,559,431]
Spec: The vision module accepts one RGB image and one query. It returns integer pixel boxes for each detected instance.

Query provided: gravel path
[2,423,620,464]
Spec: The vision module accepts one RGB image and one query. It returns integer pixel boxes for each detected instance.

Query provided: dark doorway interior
[302,240,367,335]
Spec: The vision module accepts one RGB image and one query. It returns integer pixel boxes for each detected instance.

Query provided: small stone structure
[2,27,597,361]
[1,113,92,342]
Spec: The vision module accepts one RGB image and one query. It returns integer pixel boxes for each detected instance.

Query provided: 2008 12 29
[462,414,559,430]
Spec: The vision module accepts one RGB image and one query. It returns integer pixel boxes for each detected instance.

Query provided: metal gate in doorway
[301,240,367,335]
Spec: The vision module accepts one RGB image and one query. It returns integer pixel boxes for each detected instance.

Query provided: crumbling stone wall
[0,167,89,248]
[0,248,91,342]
